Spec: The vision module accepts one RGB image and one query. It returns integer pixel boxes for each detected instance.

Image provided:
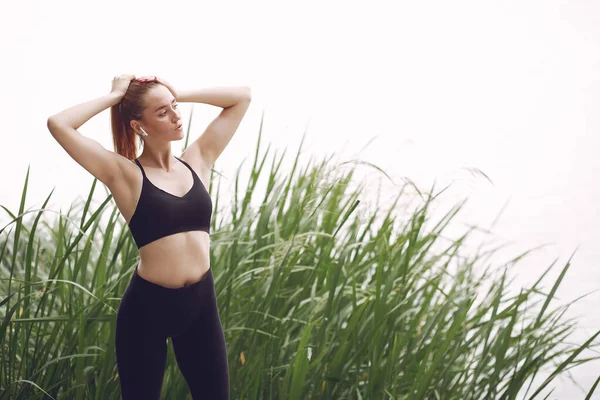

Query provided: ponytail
[110,80,161,160]
[110,103,140,160]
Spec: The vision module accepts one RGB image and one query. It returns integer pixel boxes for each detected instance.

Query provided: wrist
[108,91,124,105]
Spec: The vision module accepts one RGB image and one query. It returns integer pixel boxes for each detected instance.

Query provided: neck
[139,150,177,172]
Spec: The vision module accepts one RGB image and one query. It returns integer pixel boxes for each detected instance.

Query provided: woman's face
[133,85,183,139]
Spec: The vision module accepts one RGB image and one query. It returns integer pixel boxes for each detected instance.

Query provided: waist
[136,260,212,289]
[137,240,211,288]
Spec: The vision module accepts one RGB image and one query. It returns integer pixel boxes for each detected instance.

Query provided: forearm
[47,92,122,130]
[176,86,251,108]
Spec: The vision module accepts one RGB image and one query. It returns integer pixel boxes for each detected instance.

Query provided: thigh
[116,288,168,400]
[171,289,230,400]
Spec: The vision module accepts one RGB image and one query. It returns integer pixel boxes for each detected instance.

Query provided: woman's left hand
[156,77,179,100]
[136,76,179,100]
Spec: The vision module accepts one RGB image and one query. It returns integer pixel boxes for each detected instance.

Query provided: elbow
[240,86,252,101]
[47,116,64,135]
[47,117,56,133]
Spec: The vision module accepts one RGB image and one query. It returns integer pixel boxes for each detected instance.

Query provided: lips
[176,124,182,130]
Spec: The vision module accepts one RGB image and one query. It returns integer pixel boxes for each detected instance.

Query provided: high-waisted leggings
[115,264,229,399]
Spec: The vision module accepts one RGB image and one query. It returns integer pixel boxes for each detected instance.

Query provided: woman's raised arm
[46,75,135,187]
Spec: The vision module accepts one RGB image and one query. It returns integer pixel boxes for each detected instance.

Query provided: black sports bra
[128,156,212,249]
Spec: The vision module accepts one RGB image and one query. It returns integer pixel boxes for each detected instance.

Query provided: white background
[1,0,599,398]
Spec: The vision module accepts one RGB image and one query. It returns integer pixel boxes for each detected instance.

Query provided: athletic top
[128,156,212,249]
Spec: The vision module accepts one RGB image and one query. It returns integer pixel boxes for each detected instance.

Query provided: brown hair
[110,80,162,160]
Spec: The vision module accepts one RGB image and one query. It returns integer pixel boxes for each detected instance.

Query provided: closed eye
[161,103,178,116]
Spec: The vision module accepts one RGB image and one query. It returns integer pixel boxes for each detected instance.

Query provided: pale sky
[1,0,599,397]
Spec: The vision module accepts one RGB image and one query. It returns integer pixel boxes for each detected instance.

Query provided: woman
[46,74,252,399]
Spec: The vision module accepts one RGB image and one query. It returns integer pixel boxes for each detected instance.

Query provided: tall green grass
[1,118,600,399]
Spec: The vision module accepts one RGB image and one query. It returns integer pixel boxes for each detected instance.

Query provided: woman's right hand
[110,74,136,98]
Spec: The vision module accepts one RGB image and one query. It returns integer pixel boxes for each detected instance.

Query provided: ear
[129,120,140,133]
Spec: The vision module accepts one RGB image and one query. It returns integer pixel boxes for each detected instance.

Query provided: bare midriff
[135,230,211,288]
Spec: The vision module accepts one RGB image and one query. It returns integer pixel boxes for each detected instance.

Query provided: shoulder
[179,145,213,177]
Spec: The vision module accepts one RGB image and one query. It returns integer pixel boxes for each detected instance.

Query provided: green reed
[1,118,600,399]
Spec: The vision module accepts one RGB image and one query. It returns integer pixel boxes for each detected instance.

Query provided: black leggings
[115,264,229,399]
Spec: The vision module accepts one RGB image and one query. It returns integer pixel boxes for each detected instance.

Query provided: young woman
[47,74,251,399]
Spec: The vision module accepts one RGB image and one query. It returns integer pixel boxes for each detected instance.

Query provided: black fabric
[128,156,212,249]
[116,264,229,399]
